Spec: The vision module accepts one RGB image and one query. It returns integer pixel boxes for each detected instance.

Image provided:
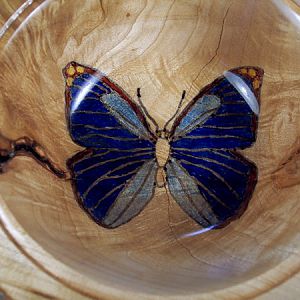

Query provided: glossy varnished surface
[61,62,262,230]
[0,1,299,299]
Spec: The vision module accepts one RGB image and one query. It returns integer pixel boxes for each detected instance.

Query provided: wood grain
[0,0,299,299]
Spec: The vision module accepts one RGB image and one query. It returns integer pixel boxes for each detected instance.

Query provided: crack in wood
[0,135,66,179]
[185,1,233,102]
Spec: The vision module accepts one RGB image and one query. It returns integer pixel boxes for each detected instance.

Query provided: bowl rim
[0,1,299,298]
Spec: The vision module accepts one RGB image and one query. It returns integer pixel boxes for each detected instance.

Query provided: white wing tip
[223,71,260,116]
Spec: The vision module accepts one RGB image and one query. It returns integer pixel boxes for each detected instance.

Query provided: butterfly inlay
[61,61,264,230]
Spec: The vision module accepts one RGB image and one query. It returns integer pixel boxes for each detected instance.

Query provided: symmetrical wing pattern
[167,67,263,228]
[63,62,157,228]
[64,62,263,230]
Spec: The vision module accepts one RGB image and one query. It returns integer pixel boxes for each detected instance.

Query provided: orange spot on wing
[67,77,74,86]
[248,69,257,77]
[76,66,84,74]
[253,78,260,89]
[66,65,76,76]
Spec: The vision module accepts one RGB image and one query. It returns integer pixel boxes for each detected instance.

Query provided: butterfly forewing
[170,67,263,149]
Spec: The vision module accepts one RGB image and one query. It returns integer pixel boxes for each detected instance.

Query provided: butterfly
[63,62,263,229]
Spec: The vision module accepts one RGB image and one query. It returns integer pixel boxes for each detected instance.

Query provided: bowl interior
[0,0,299,297]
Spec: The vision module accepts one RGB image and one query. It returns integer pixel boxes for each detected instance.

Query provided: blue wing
[170,67,263,150]
[166,149,257,227]
[64,62,156,150]
[167,66,263,228]
[63,62,157,228]
[68,148,157,228]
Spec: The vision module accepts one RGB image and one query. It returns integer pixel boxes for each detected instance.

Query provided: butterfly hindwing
[168,66,263,228]
[68,149,157,228]
[63,62,157,228]
[167,149,257,227]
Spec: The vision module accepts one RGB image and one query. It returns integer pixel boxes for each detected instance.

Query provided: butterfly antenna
[137,88,159,132]
[163,90,186,132]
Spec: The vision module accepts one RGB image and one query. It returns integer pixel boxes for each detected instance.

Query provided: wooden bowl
[0,1,299,299]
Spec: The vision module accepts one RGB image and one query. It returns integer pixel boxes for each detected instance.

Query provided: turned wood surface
[0,0,299,299]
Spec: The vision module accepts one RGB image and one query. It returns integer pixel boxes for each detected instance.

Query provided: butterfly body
[63,62,263,230]
[155,137,170,166]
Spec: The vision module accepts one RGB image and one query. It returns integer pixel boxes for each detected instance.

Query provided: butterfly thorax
[155,137,170,168]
